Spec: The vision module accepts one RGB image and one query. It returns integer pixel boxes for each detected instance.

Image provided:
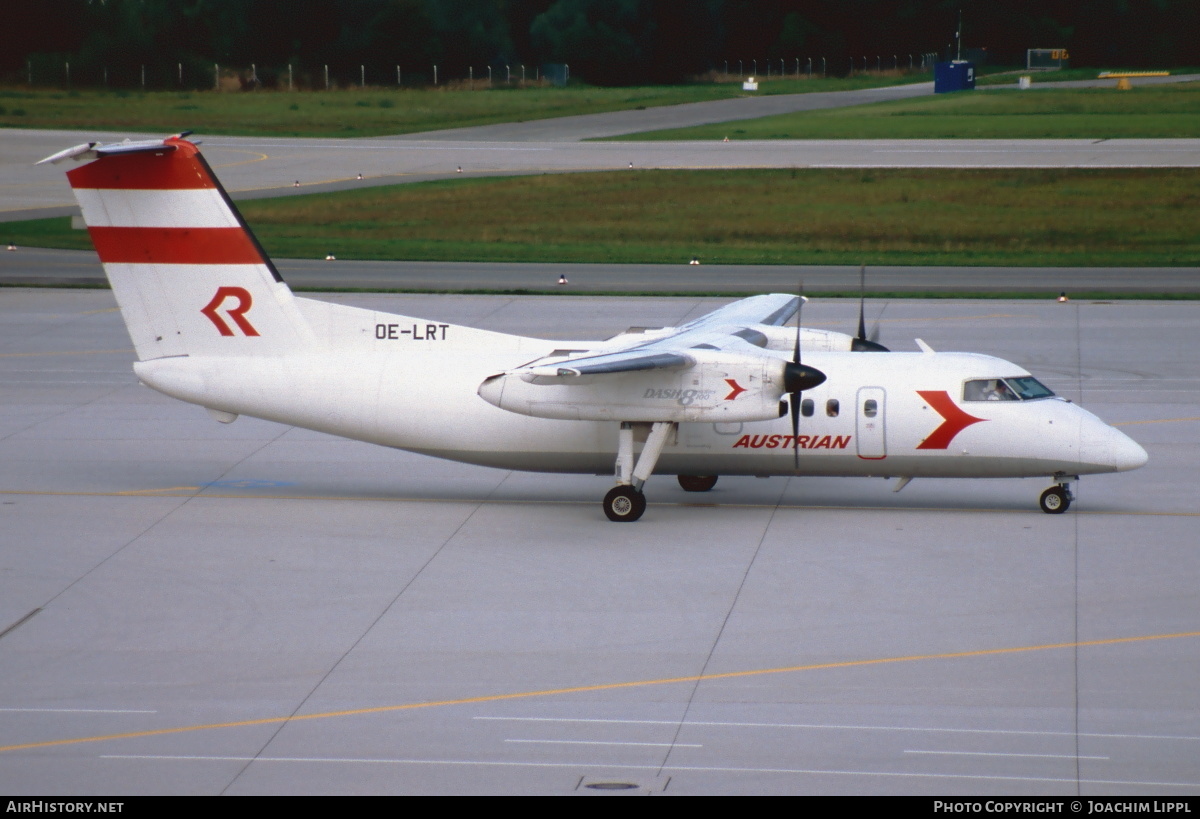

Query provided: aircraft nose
[1080,421,1149,473]
[1109,429,1149,472]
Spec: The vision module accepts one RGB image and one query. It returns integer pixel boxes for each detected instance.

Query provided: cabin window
[863,398,878,418]
[963,377,1054,402]
[826,399,839,417]
[801,398,814,417]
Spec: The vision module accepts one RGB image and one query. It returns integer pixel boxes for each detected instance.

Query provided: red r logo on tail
[201,286,259,336]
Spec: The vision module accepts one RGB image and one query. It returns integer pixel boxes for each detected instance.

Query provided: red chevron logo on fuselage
[916,390,986,449]
[724,379,747,400]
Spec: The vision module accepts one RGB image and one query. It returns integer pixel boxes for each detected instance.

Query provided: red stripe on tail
[66,139,213,190]
[88,227,264,265]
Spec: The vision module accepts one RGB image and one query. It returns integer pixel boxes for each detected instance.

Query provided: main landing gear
[604,485,647,522]
[678,475,718,492]
[1039,480,1076,514]
[605,421,676,522]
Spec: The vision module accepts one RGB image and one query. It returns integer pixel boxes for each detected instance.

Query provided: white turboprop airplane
[39,134,1148,521]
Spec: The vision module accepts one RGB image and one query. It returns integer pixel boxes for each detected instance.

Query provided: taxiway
[1,290,1197,795]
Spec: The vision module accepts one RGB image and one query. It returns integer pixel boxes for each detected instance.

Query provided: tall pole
[956,8,963,61]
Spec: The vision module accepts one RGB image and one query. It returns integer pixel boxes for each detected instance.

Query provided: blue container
[934,61,976,93]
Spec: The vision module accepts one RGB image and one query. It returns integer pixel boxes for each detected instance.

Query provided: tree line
[8,0,1197,88]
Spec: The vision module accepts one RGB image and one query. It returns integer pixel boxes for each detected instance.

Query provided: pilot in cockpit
[985,379,1015,401]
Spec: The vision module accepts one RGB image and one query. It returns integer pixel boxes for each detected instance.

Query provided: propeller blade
[790,391,800,469]
[869,302,886,343]
[793,286,804,366]
[788,283,824,470]
[851,265,890,352]
[857,264,868,342]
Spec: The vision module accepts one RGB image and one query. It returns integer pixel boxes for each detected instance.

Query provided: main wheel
[1039,486,1071,514]
[677,475,718,492]
[604,486,647,522]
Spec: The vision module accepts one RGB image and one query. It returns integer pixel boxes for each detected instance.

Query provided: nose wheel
[1039,485,1073,514]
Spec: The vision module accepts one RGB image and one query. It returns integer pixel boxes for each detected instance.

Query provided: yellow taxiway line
[2,629,1197,755]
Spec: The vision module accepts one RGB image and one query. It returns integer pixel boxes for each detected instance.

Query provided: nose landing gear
[1039,481,1075,514]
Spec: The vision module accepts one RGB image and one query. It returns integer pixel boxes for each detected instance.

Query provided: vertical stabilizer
[44,136,312,360]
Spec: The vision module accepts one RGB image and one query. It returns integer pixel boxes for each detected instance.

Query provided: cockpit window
[963,377,1054,402]
[1006,376,1055,400]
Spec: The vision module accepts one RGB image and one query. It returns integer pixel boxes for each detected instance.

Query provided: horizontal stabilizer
[36,134,194,166]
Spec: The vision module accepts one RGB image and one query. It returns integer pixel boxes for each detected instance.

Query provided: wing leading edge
[519,294,800,380]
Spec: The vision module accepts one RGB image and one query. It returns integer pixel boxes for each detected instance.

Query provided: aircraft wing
[522,293,799,379]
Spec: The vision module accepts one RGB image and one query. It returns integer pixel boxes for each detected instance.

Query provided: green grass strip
[607,83,1200,140]
[8,168,1199,267]
[0,75,916,138]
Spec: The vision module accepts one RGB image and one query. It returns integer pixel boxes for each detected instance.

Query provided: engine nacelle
[751,324,858,353]
[478,352,788,422]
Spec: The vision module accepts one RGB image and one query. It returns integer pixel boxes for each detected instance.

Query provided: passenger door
[856,387,886,460]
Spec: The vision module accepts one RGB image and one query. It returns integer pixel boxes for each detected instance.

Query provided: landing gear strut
[605,421,676,522]
[1039,482,1074,514]
[678,475,718,492]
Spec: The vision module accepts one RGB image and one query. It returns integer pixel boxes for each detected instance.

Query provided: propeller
[783,287,827,469]
[851,264,890,352]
